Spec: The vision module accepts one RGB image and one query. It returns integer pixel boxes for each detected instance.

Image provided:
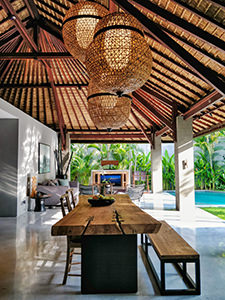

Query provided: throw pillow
[48,180,56,186]
[52,179,59,186]
[58,179,69,186]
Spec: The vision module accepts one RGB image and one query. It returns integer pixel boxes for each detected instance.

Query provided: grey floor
[1,202,225,300]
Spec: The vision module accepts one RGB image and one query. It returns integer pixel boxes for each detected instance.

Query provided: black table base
[81,234,137,294]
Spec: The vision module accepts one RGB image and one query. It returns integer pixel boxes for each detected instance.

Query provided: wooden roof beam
[131,102,156,128]
[0,0,38,52]
[207,0,225,9]
[0,52,73,60]
[171,0,225,31]
[44,62,66,149]
[141,84,186,113]
[161,27,225,70]
[131,109,153,146]
[37,18,63,41]
[183,91,224,120]
[133,91,175,132]
[110,0,117,12]
[193,120,225,138]
[156,126,170,137]
[70,134,149,140]
[0,83,88,88]
[131,0,225,53]
[23,0,40,20]
[67,129,152,133]
[112,0,225,96]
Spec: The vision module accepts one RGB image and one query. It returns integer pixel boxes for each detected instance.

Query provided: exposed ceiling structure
[0,0,224,146]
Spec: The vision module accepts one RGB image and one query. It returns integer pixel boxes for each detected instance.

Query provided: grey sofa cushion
[37,185,68,206]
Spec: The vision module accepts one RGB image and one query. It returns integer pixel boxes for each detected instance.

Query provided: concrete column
[151,135,163,194]
[174,116,195,222]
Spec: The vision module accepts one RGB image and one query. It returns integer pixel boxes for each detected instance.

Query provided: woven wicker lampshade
[86,12,152,95]
[87,81,132,129]
[62,1,108,62]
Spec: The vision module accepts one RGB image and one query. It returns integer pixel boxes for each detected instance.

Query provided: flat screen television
[100,174,122,186]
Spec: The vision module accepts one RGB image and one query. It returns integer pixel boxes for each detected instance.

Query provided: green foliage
[70,144,99,184]
[70,129,225,191]
[162,150,175,190]
[201,207,225,221]
[194,130,225,190]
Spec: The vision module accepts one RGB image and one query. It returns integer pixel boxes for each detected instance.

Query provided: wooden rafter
[156,126,170,137]
[0,0,38,52]
[194,120,225,138]
[70,134,149,140]
[171,0,225,31]
[133,91,174,132]
[23,0,40,20]
[112,0,225,96]
[183,91,224,120]
[37,18,63,41]
[44,61,66,147]
[0,1,67,147]
[109,0,117,12]
[131,102,156,127]
[162,27,225,70]
[207,0,225,9]
[131,0,225,53]
[131,109,153,146]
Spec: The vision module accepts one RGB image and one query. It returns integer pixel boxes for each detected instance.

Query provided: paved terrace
[1,199,225,300]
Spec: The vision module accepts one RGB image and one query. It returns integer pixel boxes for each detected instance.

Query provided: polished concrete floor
[1,203,225,300]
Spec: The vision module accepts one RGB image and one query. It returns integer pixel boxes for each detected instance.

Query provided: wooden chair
[66,188,77,209]
[60,194,81,285]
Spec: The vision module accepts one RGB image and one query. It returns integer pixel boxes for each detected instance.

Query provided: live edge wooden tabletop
[51,194,161,236]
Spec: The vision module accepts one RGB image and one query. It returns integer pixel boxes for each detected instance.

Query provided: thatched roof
[0,0,224,146]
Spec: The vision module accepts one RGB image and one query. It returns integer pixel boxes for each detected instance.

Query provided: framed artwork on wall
[38,143,50,174]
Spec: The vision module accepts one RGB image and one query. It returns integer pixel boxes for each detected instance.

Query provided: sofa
[37,179,79,207]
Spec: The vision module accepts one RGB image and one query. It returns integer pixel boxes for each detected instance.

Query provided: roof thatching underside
[0,0,224,144]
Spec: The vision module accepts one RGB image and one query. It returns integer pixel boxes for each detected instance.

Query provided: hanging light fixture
[86,12,152,95]
[87,80,132,129]
[62,1,108,62]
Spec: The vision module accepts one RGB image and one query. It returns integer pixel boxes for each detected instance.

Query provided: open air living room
[0,0,225,299]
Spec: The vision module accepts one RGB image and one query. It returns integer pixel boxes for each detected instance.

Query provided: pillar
[151,135,163,194]
[174,116,195,222]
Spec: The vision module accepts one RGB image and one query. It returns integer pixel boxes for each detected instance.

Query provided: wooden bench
[141,221,200,295]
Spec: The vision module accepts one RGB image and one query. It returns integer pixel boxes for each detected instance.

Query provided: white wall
[0,98,58,216]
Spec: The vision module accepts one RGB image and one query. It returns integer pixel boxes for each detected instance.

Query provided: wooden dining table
[52,194,161,294]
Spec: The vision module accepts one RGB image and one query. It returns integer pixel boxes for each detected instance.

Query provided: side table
[34,192,51,212]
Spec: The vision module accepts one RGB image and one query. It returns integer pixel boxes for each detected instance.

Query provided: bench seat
[141,221,200,295]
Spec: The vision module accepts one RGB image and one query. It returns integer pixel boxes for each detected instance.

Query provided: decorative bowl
[88,198,115,207]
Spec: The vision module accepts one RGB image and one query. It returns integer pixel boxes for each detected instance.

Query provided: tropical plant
[194,130,225,190]
[70,144,99,184]
[162,150,175,190]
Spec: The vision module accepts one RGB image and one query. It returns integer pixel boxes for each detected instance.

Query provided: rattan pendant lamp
[86,12,152,95]
[87,80,132,129]
[62,1,108,62]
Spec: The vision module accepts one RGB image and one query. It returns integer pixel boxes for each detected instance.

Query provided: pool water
[168,191,225,206]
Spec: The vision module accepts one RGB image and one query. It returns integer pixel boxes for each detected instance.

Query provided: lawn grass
[201,207,225,220]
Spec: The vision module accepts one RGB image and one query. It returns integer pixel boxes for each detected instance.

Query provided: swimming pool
[168,191,225,206]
